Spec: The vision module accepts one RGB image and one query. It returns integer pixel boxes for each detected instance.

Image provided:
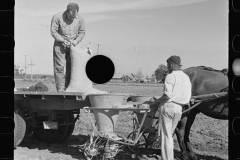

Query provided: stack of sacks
[65,44,108,95]
[15,81,49,92]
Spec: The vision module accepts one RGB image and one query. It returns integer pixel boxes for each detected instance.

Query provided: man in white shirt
[142,55,192,160]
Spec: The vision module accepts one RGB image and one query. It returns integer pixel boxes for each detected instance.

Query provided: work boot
[57,89,65,92]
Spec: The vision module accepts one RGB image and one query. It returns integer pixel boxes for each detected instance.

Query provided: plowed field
[14,80,228,160]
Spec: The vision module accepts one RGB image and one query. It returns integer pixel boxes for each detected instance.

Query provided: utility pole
[96,44,101,55]
[24,55,28,80]
[28,59,35,80]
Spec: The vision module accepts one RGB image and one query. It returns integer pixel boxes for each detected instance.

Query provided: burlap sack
[65,45,107,94]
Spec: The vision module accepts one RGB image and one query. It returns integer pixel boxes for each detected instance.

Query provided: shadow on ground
[18,134,226,160]
[19,134,88,159]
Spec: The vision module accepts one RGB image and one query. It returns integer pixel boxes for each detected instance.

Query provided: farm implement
[14,90,227,159]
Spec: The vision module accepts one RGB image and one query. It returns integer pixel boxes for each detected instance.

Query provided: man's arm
[50,15,65,43]
[152,75,172,107]
[74,16,85,44]
[154,94,170,104]
[153,94,170,106]
[139,94,169,111]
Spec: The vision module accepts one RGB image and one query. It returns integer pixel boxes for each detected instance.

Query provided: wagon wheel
[127,131,147,153]
[14,110,26,148]
[33,114,70,144]
[62,114,75,141]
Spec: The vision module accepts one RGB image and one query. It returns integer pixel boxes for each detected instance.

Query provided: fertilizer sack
[65,45,107,94]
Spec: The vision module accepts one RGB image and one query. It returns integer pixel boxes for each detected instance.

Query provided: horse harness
[180,66,229,115]
[147,66,229,124]
[197,66,228,76]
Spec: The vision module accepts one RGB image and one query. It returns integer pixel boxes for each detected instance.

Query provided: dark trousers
[53,42,71,90]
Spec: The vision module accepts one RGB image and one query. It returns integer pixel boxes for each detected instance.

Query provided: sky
[15,0,228,78]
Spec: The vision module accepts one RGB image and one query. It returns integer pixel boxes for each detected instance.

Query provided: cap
[167,55,182,66]
[67,3,79,12]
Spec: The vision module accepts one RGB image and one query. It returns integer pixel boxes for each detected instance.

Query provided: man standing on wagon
[51,3,85,92]
[150,56,192,160]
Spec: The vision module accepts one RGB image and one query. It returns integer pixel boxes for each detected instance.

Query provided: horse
[175,66,228,160]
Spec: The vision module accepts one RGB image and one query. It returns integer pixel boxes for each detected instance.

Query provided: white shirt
[163,70,192,104]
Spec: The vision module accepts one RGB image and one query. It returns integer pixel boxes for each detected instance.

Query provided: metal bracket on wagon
[75,94,87,101]
[83,107,91,113]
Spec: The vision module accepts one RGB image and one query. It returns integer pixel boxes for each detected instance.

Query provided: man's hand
[150,97,157,102]
[138,104,150,113]
[71,40,78,47]
[62,39,71,47]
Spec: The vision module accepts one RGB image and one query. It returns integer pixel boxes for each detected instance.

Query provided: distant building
[110,74,123,83]
[145,77,156,83]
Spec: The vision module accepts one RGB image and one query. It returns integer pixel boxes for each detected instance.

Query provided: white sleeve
[163,74,174,98]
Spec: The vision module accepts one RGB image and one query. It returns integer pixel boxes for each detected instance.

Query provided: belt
[171,101,188,106]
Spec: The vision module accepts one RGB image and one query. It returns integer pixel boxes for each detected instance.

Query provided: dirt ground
[14,80,228,160]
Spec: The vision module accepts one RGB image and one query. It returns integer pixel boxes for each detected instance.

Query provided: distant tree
[128,74,134,82]
[123,75,132,82]
[154,64,169,83]
[20,69,24,75]
[41,75,47,79]
[135,69,144,82]
[121,75,124,80]
[121,75,127,82]
[14,65,20,76]
[14,64,25,78]
[151,74,156,79]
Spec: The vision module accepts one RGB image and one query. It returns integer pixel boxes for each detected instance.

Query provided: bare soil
[14,80,228,160]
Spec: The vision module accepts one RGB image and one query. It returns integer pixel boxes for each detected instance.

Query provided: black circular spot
[233,0,240,12]
[86,55,115,84]
[233,117,240,134]
[233,35,240,52]
[232,77,240,93]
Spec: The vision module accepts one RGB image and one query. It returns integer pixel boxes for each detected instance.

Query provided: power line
[24,55,28,80]
[28,59,35,80]
[96,44,101,55]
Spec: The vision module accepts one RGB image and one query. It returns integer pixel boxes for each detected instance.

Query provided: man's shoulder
[168,71,190,80]
[167,71,178,78]
[166,72,174,77]
[53,11,65,18]
[180,71,190,78]
[77,13,84,20]
[179,71,191,82]
[165,73,174,81]
[173,70,188,76]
